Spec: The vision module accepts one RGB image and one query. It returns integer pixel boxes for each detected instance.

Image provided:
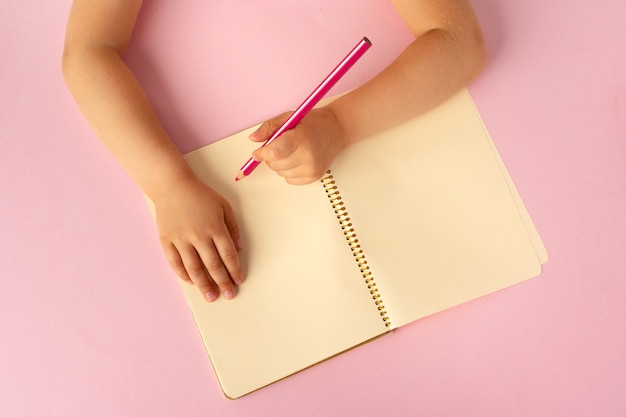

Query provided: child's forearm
[62,44,195,202]
[327,1,487,146]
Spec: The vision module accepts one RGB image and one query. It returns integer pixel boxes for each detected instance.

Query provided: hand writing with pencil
[249,107,346,185]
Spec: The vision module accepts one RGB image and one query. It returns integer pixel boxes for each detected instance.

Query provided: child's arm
[62,0,243,301]
[251,0,488,184]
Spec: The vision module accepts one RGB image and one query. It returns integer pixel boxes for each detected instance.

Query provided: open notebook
[147,89,547,398]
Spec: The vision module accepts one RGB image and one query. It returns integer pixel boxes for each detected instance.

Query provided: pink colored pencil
[235,37,372,181]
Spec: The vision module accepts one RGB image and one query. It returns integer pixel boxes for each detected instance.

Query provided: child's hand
[153,177,243,302]
[249,107,347,185]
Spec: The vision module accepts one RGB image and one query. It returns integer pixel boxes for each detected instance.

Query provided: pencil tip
[235,171,245,182]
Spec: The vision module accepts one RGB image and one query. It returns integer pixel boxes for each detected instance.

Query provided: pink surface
[1,1,625,416]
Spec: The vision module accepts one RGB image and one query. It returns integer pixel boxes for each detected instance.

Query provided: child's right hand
[152,177,244,302]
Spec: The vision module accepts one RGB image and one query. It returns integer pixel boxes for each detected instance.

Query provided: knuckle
[185,230,205,245]
[220,249,239,264]
[186,263,206,278]
[265,146,282,161]
[163,252,187,277]
[229,223,240,236]
[204,259,224,272]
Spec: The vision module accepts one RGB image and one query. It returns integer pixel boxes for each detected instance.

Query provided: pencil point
[235,171,245,182]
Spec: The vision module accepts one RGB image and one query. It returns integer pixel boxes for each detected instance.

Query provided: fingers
[180,244,224,302]
[249,107,343,184]
[163,237,243,303]
[195,239,241,300]
[252,131,320,181]
[252,130,298,164]
[255,139,327,184]
[164,243,194,285]
[249,112,291,143]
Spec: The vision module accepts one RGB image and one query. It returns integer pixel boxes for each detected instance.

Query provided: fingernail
[205,291,217,302]
[223,289,235,300]
[234,277,244,285]
[235,239,243,251]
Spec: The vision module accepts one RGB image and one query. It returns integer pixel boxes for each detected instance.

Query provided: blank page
[330,89,545,328]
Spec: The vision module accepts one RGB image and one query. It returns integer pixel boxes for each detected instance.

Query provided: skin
[62,0,487,302]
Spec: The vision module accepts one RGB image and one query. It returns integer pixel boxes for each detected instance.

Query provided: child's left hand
[249,107,347,185]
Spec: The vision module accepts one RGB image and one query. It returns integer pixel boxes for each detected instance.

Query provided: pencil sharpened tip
[235,171,245,182]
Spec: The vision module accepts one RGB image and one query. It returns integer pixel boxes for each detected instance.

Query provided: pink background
[1,0,625,415]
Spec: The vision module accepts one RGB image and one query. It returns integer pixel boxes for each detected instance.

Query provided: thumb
[249,112,292,143]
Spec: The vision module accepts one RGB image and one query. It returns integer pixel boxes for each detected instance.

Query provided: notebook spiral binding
[321,170,391,328]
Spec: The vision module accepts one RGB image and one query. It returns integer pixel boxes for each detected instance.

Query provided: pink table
[1,1,624,415]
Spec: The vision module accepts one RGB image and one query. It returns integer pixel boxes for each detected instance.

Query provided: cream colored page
[177,128,388,399]
[329,89,544,328]
[473,103,549,263]
[321,91,547,264]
